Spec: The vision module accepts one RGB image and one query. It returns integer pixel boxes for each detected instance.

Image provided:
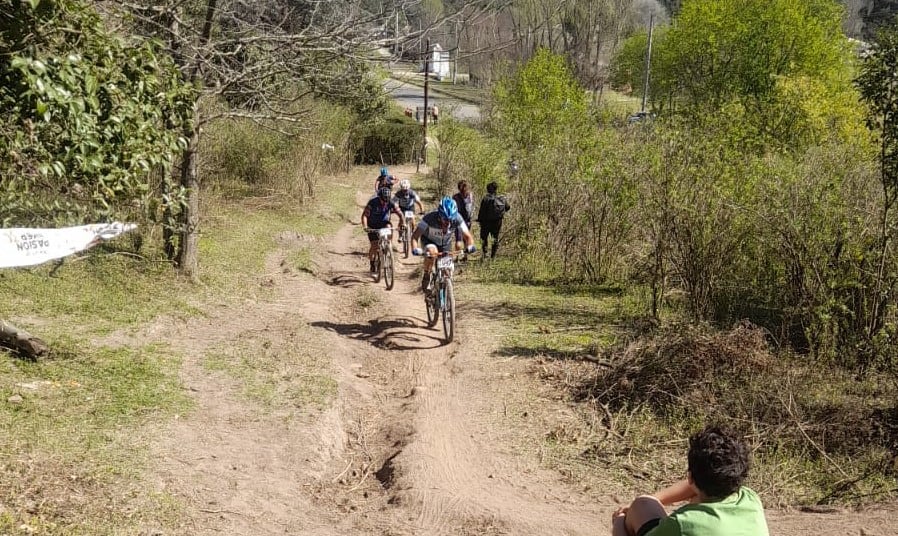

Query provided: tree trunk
[0,320,49,359]
[176,123,201,280]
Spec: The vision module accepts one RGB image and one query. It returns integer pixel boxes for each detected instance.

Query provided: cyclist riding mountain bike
[361,187,404,273]
[411,197,476,291]
[374,166,395,193]
[393,180,424,220]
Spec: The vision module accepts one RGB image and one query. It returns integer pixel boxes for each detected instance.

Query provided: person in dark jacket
[476,181,509,259]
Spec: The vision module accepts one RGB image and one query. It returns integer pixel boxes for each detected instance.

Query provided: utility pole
[453,20,459,85]
[423,39,430,166]
[394,11,400,57]
[641,13,654,113]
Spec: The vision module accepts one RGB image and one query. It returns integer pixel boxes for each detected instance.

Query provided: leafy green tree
[0,0,194,227]
[855,18,898,366]
[611,0,860,148]
[493,48,590,151]
[490,49,637,282]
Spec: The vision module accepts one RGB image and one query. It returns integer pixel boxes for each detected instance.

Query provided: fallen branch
[0,320,49,359]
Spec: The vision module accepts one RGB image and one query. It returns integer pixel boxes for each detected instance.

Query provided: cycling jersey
[393,189,421,211]
[365,196,399,228]
[375,175,395,192]
[416,210,468,250]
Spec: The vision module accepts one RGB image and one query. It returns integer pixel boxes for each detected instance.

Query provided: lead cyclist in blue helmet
[374,166,395,193]
[411,196,476,291]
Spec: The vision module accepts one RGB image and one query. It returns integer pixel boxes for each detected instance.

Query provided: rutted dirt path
[111,165,894,535]
[109,166,603,535]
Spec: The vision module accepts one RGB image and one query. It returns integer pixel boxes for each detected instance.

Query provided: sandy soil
[112,166,894,535]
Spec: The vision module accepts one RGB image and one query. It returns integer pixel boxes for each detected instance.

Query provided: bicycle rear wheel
[383,244,394,290]
[441,278,455,342]
[425,274,439,327]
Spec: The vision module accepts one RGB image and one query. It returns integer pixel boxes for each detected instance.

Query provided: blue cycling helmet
[438,196,458,220]
[377,187,392,201]
[380,166,388,177]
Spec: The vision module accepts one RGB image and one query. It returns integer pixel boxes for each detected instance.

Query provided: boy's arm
[653,479,698,506]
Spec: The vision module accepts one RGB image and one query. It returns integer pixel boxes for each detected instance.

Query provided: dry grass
[461,277,898,507]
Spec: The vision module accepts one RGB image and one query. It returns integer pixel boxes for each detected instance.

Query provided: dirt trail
[117,165,894,535]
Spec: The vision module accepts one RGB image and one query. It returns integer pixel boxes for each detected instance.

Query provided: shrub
[350,113,420,165]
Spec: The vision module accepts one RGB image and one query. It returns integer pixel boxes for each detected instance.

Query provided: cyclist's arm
[361,206,370,229]
[458,221,475,247]
[415,197,424,213]
[391,204,405,227]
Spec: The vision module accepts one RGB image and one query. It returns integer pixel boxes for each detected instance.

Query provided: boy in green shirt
[611,425,769,536]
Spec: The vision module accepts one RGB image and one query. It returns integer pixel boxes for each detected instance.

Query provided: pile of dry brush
[568,321,898,485]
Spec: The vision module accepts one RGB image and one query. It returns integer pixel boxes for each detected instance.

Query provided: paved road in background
[385,78,481,121]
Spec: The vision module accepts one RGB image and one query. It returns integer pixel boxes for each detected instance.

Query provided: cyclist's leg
[490,221,502,258]
[422,242,439,290]
[479,224,490,258]
[367,230,380,271]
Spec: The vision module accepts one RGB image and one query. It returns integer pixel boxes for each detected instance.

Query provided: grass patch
[0,252,197,338]
[203,325,337,411]
[0,340,190,533]
[353,286,381,310]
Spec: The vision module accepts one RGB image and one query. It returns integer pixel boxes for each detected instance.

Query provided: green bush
[199,98,353,200]
[350,114,421,165]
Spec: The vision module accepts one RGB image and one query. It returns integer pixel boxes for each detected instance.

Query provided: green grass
[0,341,190,533]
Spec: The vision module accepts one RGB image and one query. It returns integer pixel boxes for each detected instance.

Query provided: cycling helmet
[380,166,388,177]
[438,196,458,221]
[377,187,392,201]
[399,179,411,191]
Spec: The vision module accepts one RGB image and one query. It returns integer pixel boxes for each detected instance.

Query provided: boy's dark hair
[687,425,750,500]
[486,181,498,193]
[458,179,469,190]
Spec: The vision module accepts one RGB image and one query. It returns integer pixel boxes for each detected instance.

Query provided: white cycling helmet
[399,179,411,191]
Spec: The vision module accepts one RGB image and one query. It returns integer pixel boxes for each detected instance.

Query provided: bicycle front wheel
[373,250,382,283]
[383,245,394,290]
[441,278,455,342]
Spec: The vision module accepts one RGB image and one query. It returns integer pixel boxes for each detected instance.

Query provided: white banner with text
[0,223,137,268]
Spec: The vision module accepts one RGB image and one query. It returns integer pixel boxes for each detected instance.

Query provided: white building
[427,43,451,81]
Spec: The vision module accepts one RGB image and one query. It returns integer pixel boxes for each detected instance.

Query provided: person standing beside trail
[452,180,474,253]
[476,181,509,259]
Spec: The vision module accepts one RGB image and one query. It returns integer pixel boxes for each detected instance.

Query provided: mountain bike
[422,251,463,343]
[397,210,416,258]
[365,227,398,291]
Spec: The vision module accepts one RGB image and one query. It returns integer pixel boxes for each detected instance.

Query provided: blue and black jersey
[365,196,399,228]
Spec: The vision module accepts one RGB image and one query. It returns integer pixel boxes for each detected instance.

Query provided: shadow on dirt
[492,345,601,363]
[329,250,368,257]
[326,272,371,288]
[461,300,622,326]
[311,315,447,350]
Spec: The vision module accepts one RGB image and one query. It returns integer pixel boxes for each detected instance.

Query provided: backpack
[481,194,507,221]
